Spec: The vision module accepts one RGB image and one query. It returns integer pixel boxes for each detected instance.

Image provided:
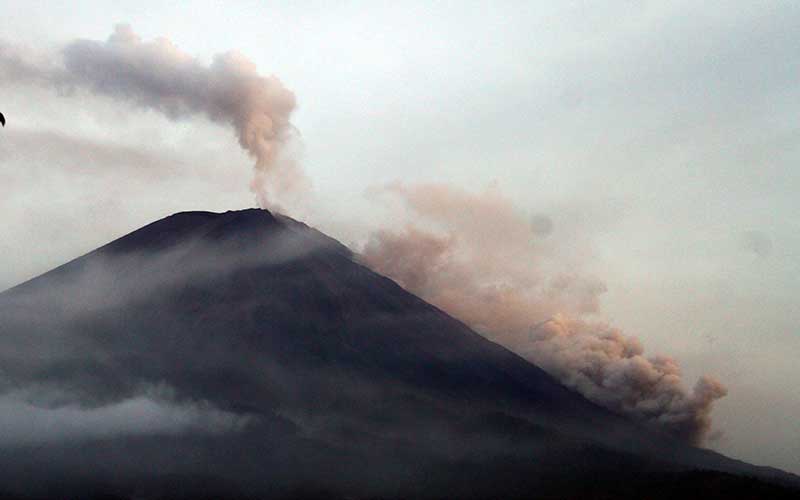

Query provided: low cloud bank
[0,386,251,447]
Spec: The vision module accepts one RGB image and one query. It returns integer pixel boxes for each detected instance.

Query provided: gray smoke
[361,182,727,444]
[0,24,305,206]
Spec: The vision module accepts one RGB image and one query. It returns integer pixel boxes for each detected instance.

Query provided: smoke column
[0,24,304,207]
[361,182,727,445]
[1,25,727,445]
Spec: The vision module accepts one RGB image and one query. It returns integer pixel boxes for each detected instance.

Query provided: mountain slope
[0,208,796,499]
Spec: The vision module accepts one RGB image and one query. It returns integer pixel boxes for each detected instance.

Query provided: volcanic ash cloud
[361,182,727,445]
[0,25,727,446]
[0,24,305,207]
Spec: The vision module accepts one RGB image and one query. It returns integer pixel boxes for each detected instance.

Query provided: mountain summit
[0,209,796,499]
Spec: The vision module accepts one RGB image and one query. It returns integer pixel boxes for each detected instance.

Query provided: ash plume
[0,24,728,446]
[361,182,727,444]
[0,24,305,207]
[526,316,727,443]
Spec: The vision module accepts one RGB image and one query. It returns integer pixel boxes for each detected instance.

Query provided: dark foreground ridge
[0,208,797,499]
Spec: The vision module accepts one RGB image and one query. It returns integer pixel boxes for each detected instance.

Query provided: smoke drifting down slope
[0,24,305,206]
[361,183,727,444]
[0,25,727,444]
[1,209,794,499]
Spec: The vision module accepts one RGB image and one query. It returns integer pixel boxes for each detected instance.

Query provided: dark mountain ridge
[0,208,796,499]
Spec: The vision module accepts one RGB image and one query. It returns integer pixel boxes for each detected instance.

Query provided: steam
[361,183,727,445]
[0,24,305,207]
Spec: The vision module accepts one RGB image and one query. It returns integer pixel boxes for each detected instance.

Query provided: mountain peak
[1,210,797,499]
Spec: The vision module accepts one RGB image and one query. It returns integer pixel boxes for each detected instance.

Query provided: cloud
[0,128,184,179]
[0,386,251,447]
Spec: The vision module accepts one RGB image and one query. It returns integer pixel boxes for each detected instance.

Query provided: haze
[0,1,798,475]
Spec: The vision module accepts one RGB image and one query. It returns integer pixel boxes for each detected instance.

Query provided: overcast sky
[0,1,798,474]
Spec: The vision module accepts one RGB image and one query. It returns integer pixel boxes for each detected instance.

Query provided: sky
[0,0,798,474]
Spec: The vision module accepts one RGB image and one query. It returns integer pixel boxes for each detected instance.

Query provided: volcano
[0,208,796,499]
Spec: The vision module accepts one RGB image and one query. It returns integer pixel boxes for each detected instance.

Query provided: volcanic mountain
[0,208,796,499]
